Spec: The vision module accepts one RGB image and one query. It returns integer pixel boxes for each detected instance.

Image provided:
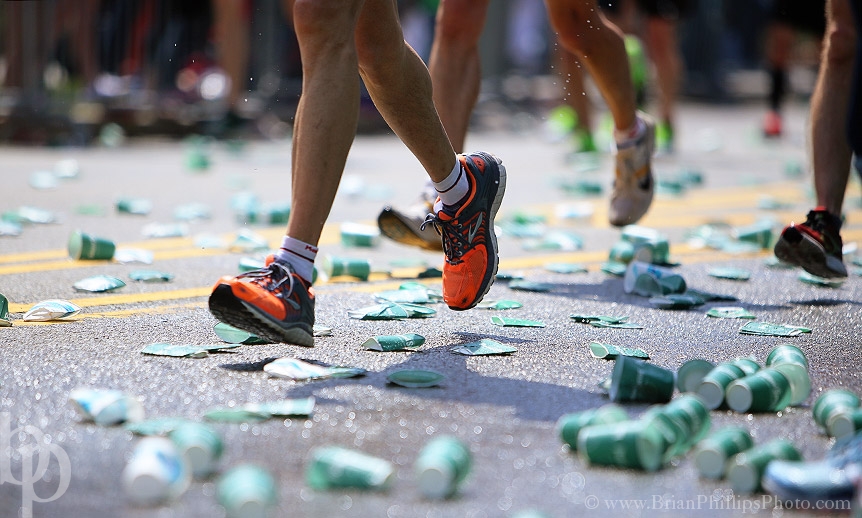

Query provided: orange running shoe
[209,261,315,346]
[422,152,506,310]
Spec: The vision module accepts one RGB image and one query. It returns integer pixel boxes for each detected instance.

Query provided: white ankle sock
[433,158,469,207]
[273,236,317,283]
[614,117,646,148]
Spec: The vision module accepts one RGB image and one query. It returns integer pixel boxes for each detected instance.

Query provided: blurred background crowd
[0,0,822,146]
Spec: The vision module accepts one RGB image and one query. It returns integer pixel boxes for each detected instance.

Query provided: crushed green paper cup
[17,206,57,224]
[496,272,525,281]
[73,275,126,293]
[238,256,266,273]
[590,320,644,329]
[125,417,196,436]
[544,263,588,274]
[363,333,425,352]
[476,299,523,310]
[114,248,154,264]
[229,229,269,252]
[306,446,394,491]
[417,267,443,279]
[205,398,315,422]
[649,294,704,309]
[570,314,629,325]
[684,288,736,302]
[116,198,153,215]
[739,322,811,337]
[399,303,437,318]
[491,316,545,328]
[451,339,516,356]
[387,369,445,388]
[0,293,11,326]
[0,220,22,236]
[348,303,409,320]
[398,282,443,301]
[601,261,627,276]
[263,358,366,381]
[173,202,212,221]
[129,270,174,283]
[23,299,81,321]
[313,324,332,337]
[141,343,239,358]
[213,322,269,344]
[708,267,751,281]
[522,231,583,251]
[142,222,188,239]
[508,280,553,292]
[798,271,845,287]
[589,342,649,360]
[706,306,756,319]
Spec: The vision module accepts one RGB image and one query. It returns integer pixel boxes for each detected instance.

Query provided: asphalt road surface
[1,101,861,518]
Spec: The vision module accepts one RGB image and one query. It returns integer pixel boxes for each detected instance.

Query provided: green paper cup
[772,362,811,406]
[826,408,862,439]
[640,410,686,460]
[68,230,116,260]
[726,439,801,494]
[731,357,761,377]
[306,446,394,491]
[217,464,277,518]
[693,427,753,480]
[557,404,629,450]
[813,389,861,430]
[169,423,223,479]
[696,363,746,410]
[677,359,716,393]
[609,356,675,404]
[766,344,809,369]
[725,368,792,413]
[319,255,371,282]
[577,421,665,472]
[415,436,471,499]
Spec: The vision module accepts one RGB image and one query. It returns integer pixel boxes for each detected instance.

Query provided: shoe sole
[377,206,442,251]
[774,231,848,279]
[209,284,315,347]
[451,153,507,311]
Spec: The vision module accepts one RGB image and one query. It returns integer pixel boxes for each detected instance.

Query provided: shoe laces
[238,261,298,297]
[421,210,467,264]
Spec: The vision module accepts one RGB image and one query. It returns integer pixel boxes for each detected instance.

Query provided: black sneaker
[209,260,315,346]
[774,208,847,278]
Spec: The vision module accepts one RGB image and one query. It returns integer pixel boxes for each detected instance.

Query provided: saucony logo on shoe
[467,213,483,244]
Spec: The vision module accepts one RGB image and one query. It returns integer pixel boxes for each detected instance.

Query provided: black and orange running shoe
[774,208,847,278]
[422,152,506,310]
[209,260,315,346]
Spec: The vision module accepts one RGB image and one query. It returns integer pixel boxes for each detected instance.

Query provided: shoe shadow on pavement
[237,345,611,424]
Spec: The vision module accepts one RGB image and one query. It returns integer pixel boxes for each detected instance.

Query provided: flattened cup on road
[577,420,664,471]
[387,369,445,388]
[23,299,81,321]
[726,439,801,494]
[320,255,371,282]
[693,427,753,479]
[70,387,145,425]
[609,356,675,404]
[677,359,715,393]
[556,404,628,450]
[766,344,809,369]
[306,446,395,491]
[217,464,277,518]
[415,435,472,499]
[169,422,223,479]
[68,229,115,260]
[340,222,380,247]
[122,437,191,507]
[732,220,774,249]
[725,368,792,413]
[363,333,425,352]
[813,389,860,431]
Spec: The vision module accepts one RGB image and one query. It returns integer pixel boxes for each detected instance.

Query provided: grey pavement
[1,100,860,518]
